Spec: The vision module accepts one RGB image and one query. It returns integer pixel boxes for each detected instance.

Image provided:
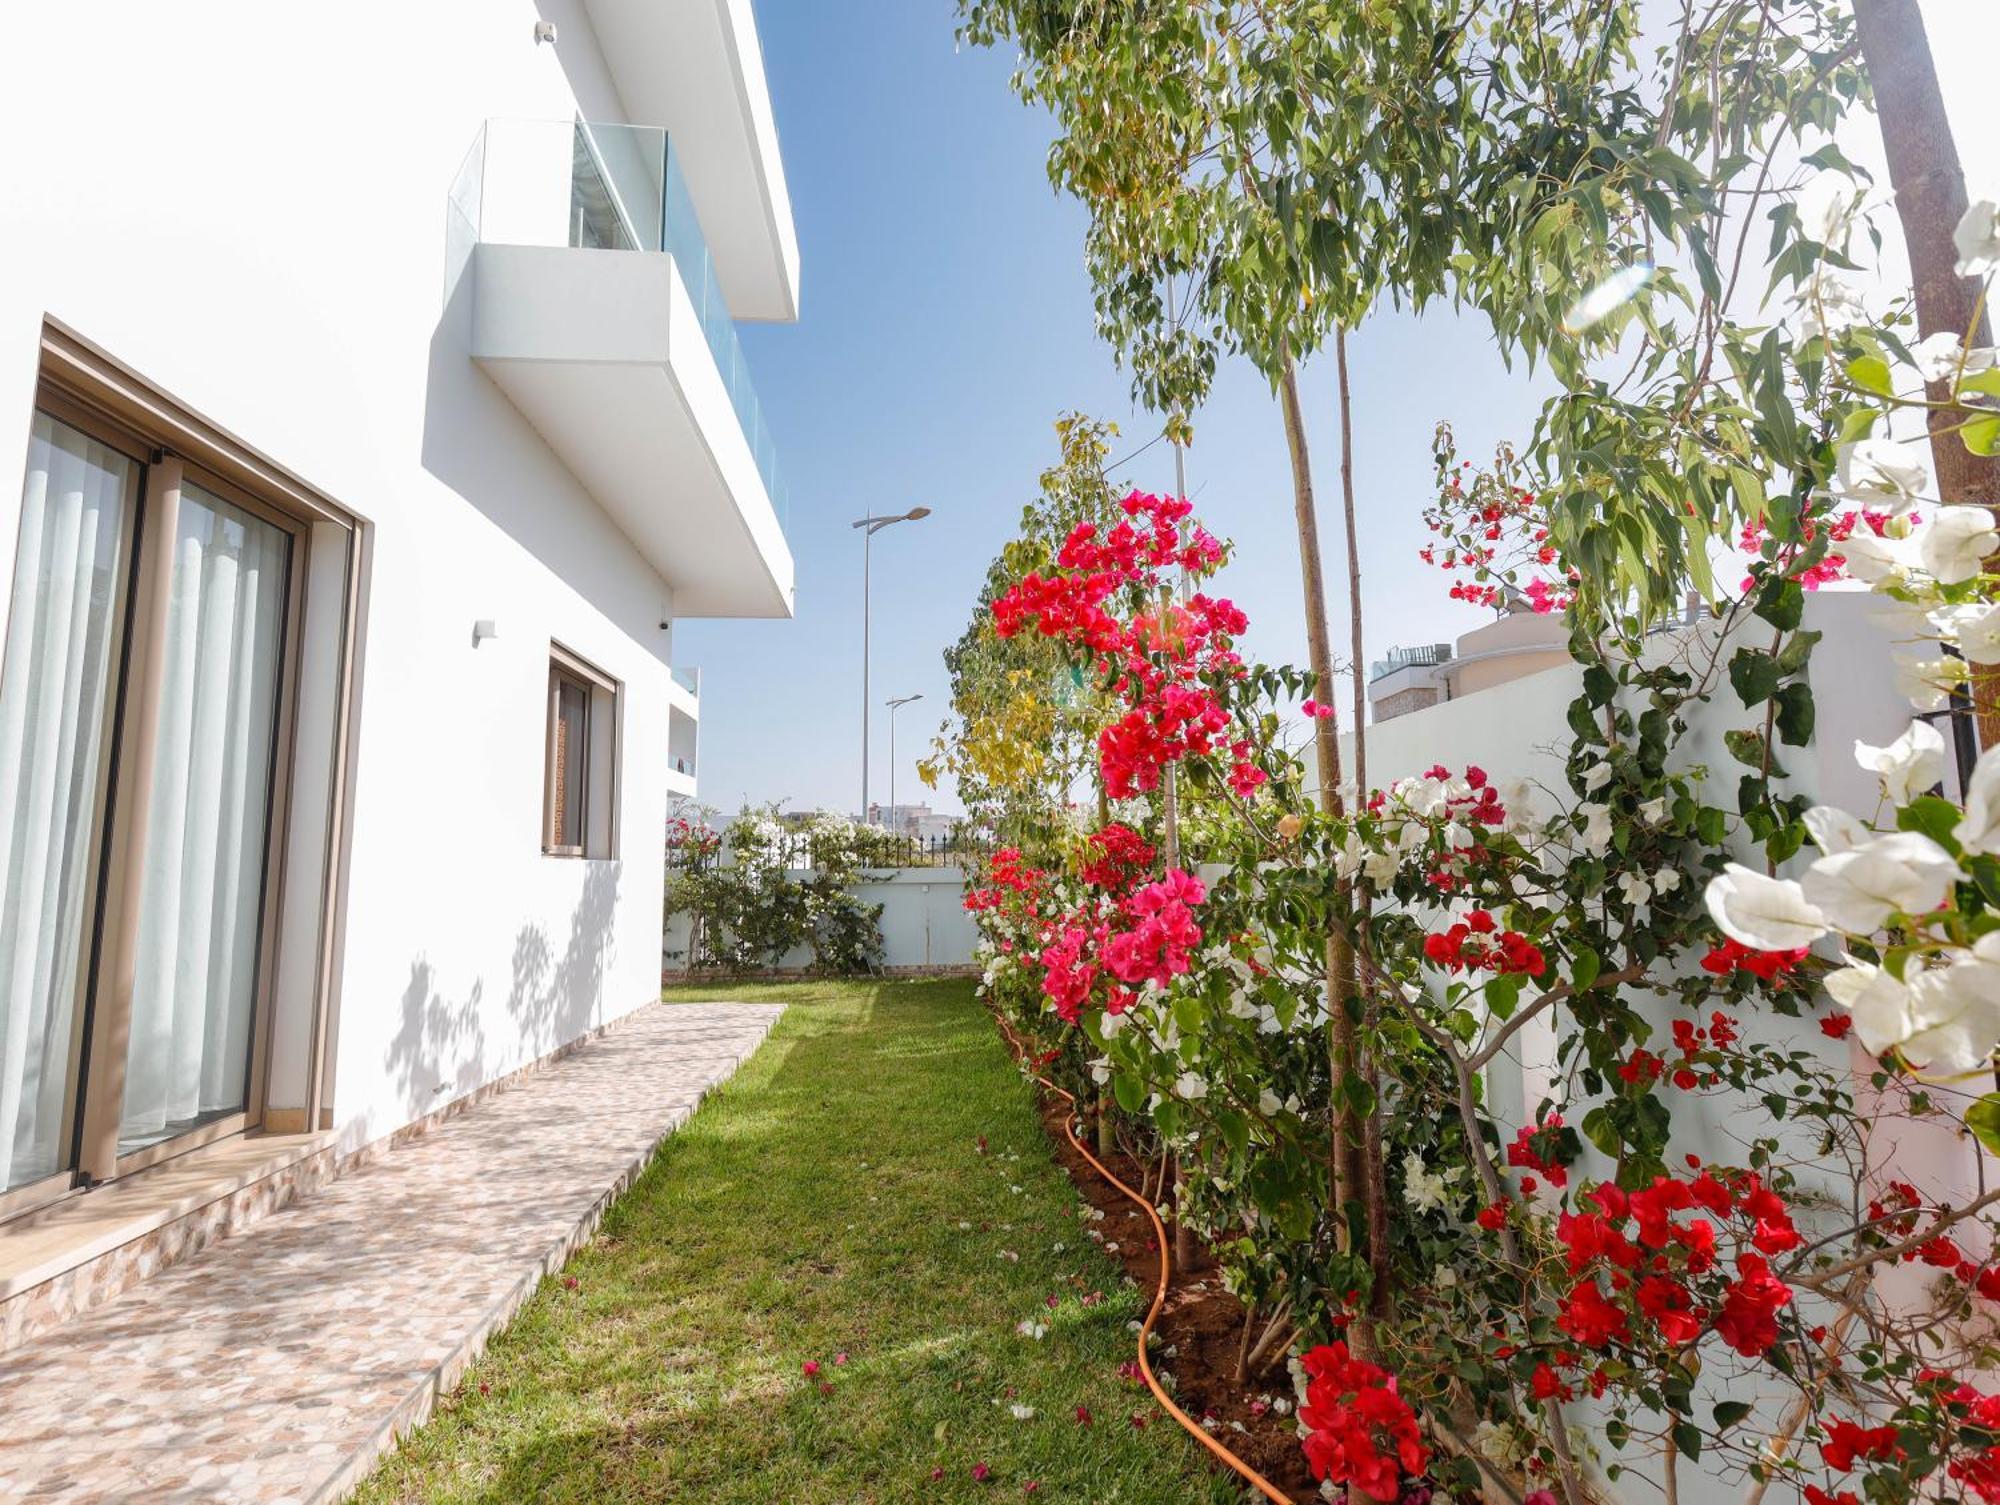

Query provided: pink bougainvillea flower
[833,1351,849,1366]
[801,1360,820,1377]
[1075,1404,1093,1425]
[972,1461,992,1482]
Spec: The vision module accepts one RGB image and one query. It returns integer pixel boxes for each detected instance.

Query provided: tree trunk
[1335,328,1393,1320]
[1276,350,1361,1249]
[1854,0,2000,744]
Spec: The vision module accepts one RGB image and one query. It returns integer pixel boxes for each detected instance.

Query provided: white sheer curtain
[120,484,288,1152]
[0,414,133,1192]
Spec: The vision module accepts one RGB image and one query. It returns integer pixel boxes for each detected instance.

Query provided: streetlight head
[904,506,932,521]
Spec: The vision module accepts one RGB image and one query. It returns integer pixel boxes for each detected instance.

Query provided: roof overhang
[582,0,800,322]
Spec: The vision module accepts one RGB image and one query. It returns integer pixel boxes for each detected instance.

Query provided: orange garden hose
[992,1012,1299,1504]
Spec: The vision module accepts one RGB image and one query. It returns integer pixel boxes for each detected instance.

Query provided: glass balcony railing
[449,119,789,529]
[671,665,700,698]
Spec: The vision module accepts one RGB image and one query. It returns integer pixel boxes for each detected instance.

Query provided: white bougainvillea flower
[1800,831,1958,934]
[1804,804,1871,855]
[1173,1071,1207,1101]
[1797,169,1862,247]
[1835,437,1930,511]
[1892,647,1956,713]
[1794,271,1870,341]
[1706,863,1828,951]
[1401,1150,1457,1215]
[1955,197,2000,279]
[1825,958,1921,1056]
[1957,744,2000,856]
[1580,760,1613,793]
[1904,950,2000,1073]
[1958,602,2000,666]
[1855,720,1946,806]
[1920,504,1999,584]
[1617,870,1652,905]
[1578,803,1613,854]
[1653,867,1681,893]
[1838,527,1916,584]
[1911,330,1998,384]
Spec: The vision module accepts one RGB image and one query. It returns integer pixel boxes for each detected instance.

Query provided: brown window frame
[542,643,619,859]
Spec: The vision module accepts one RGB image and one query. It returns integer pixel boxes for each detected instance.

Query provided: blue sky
[676,0,1992,819]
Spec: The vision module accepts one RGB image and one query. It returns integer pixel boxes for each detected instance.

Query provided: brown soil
[1033,1091,1321,1503]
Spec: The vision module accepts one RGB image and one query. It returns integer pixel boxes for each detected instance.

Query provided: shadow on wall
[508,860,622,1060]
[383,862,621,1123]
[420,247,671,671]
[383,960,490,1121]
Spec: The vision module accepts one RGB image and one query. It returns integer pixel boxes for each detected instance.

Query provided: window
[0,324,360,1220]
[543,646,619,858]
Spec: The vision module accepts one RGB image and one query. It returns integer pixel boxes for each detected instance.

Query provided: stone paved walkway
[0,1001,783,1505]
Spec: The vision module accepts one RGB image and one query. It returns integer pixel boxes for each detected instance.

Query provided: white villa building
[0,0,796,1325]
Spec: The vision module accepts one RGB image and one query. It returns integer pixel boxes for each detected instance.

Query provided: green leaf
[1728,649,1782,707]
[1898,795,1963,853]
[1724,727,1770,769]
[1570,946,1601,994]
[1485,971,1524,1021]
[1113,1070,1145,1114]
[1968,1093,2000,1156]
[1713,1401,1754,1430]
[1774,682,1815,746]
[1965,414,2000,457]
[1754,578,1804,632]
[1674,1421,1703,1463]
[1846,354,1893,398]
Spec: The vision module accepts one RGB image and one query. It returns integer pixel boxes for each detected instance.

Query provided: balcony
[451,119,795,618]
[667,668,699,796]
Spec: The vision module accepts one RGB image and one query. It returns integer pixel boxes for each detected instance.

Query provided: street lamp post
[886,693,923,835]
[852,507,932,823]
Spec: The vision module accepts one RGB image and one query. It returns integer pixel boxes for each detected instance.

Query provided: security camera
[534,21,558,44]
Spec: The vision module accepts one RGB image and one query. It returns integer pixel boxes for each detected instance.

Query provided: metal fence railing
[666,830,993,873]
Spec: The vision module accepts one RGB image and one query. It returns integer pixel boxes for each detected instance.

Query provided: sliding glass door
[119,485,291,1156]
[0,389,304,1214]
[0,414,136,1201]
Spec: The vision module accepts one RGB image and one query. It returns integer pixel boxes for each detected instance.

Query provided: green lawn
[353,978,1239,1504]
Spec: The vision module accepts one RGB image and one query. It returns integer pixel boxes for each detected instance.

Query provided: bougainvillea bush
[948,156,2000,1505]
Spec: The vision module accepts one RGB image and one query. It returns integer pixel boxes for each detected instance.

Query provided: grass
[352,978,1240,1504]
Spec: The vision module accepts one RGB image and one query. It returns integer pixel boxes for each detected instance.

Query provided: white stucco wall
[0,2,742,1149]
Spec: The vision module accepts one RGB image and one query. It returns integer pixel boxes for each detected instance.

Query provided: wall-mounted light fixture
[472,619,499,646]
[533,20,558,45]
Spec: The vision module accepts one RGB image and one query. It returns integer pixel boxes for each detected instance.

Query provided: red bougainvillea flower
[971,1460,992,1481]
[1074,1404,1092,1426]
[1297,1342,1428,1502]
[1557,1280,1629,1348]
[1822,1419,1903,1472]
[1700,937,1810,981]
[1302,698,1335,719]
[1715,1253,1793,1357]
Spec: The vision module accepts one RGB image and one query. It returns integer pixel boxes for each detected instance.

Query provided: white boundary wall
[664,866,979,974]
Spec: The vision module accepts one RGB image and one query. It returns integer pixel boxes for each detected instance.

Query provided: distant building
[867,802,960,841]
[1368,608,1571,723]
